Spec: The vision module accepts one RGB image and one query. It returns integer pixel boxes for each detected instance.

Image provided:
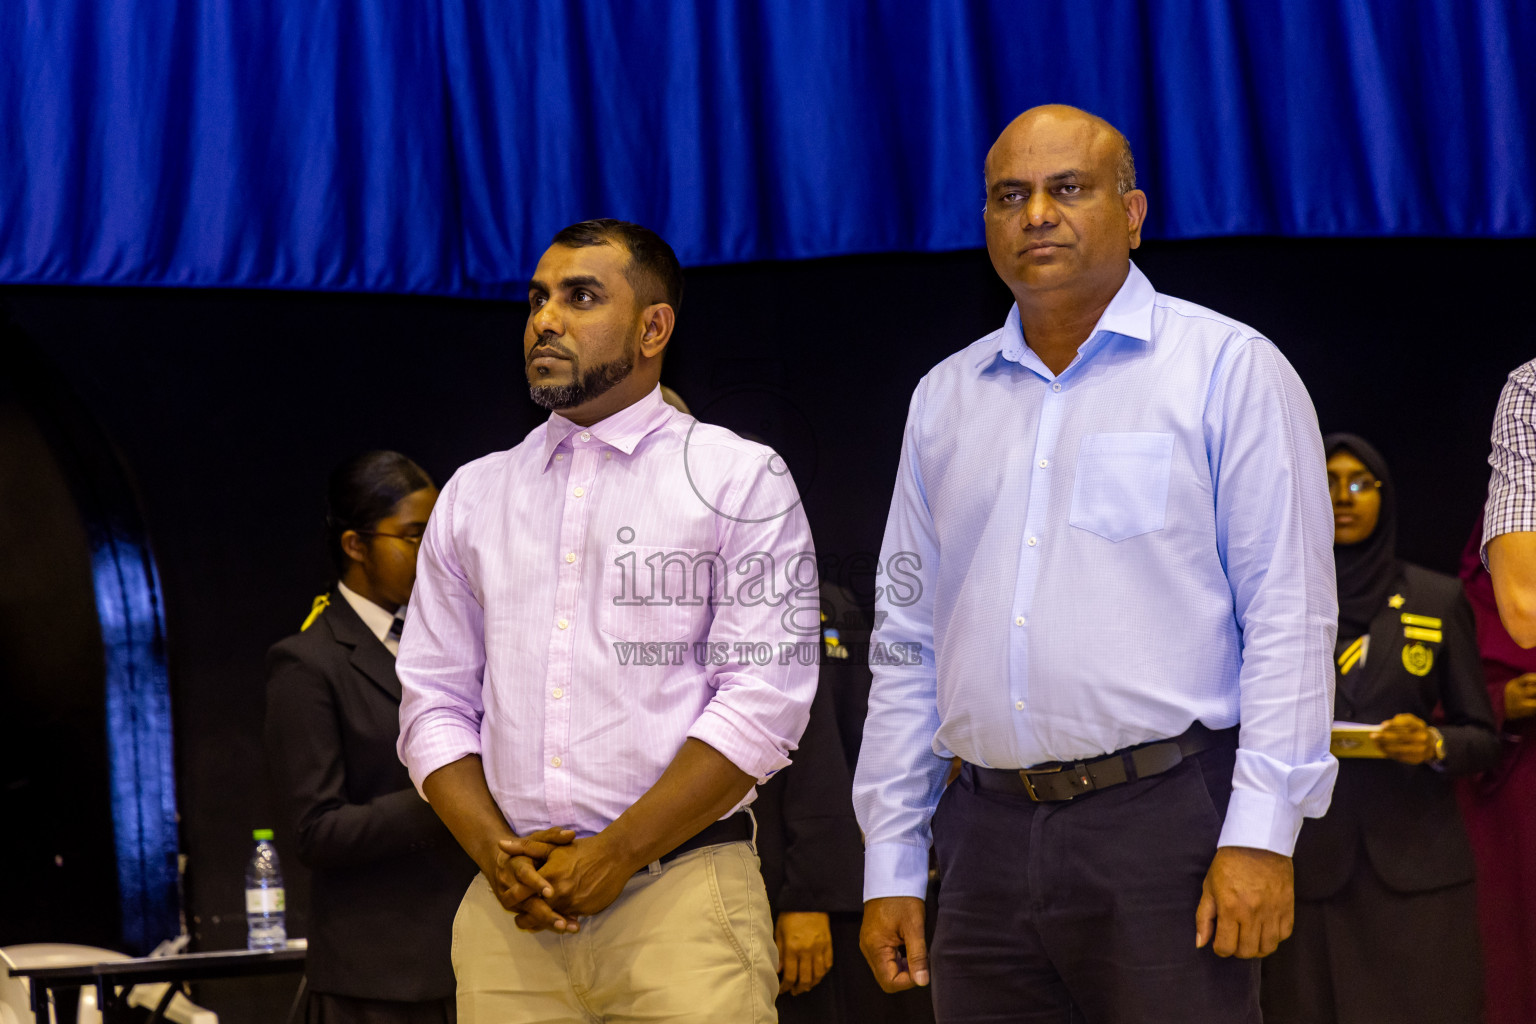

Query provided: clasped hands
[1371,712,1441,765]
[489,826,636,932]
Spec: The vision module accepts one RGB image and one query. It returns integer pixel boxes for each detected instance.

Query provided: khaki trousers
[453,841,779,1023]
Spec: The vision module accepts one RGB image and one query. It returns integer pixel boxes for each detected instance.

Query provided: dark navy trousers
[930,742,1260,1024]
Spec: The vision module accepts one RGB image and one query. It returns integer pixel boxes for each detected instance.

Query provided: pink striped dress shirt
[396,385,819,837]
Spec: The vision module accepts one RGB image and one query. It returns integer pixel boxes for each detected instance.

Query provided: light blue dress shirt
[853,262,1339,901]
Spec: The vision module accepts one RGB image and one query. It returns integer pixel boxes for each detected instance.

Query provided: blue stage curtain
[94,525,179,953]
[2,0,1530,296]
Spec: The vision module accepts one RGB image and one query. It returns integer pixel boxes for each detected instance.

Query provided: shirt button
[573,486,585,497]
[1015,616,1026,626]
[565,552,576,563]
[1027,536,1038,547]
[557,618,569,630]
[552,688,564,699]
[580,431,592,442]
[1051,382,1062,392]
[604,452,612,460]
[1038,459,1049,468]
[555,453,564,461]
[1016,700,1025,710]
[550,756,562,768]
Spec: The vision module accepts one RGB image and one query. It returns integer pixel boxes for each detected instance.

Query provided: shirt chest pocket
[599,544,711,643]
[1068,432,1176,543]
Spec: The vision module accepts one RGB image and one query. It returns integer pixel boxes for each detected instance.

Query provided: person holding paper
[1261,434,1500,1024]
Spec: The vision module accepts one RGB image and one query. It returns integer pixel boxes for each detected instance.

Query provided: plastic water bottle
[245,829,287,950]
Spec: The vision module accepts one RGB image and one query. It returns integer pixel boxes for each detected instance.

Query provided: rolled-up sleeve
[852,381,950,900]
[1484,361,1536,558]
[1205,337,1339,855]
[396,473,487,795]
[686,450,819,782]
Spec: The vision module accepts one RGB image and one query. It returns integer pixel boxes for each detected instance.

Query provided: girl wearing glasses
[265,451,474,1024]
[1261,434,1499,1024]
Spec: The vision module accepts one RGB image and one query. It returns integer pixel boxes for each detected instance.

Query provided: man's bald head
[987,105,1137,196]
[980,103,1149,309]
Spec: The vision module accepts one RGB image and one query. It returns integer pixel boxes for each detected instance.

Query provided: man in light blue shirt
[853,105,1338,1021]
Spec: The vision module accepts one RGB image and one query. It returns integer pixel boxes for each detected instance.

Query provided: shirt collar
[980,261,1157,376]
[540,384,676,468]
[336,580,399,645]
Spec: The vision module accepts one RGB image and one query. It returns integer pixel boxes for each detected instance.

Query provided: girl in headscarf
[1261,434,1500,1024]
[1458,518,1536,1024]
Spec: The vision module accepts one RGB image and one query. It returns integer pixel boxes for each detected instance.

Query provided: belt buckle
[1017,765,1064,802]
[1018,762,1092,802]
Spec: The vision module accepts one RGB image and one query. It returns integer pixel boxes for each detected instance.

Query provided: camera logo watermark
[682,386,816,525]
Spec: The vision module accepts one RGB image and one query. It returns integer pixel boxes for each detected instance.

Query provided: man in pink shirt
[396,219,819,1021]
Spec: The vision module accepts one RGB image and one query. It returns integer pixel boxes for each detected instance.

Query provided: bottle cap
[252,829,275,841]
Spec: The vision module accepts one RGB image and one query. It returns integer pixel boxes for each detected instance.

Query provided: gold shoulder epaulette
[300,593,331,632]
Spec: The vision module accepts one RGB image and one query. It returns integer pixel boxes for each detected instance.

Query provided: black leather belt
[647,811,753,870]
[969,723,1236,802]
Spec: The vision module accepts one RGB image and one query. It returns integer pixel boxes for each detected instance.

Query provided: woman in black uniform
[1261,434,1500,1024]
[265,451,475,1024]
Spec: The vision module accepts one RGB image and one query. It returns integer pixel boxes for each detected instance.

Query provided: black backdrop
[0,387,118,951]
[1,236,1529,1022]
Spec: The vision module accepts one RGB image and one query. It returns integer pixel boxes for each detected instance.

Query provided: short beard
[529,352,635,411]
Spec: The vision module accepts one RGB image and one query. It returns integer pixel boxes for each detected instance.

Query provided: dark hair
[324,451,434,575]
[550,219,684,312]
